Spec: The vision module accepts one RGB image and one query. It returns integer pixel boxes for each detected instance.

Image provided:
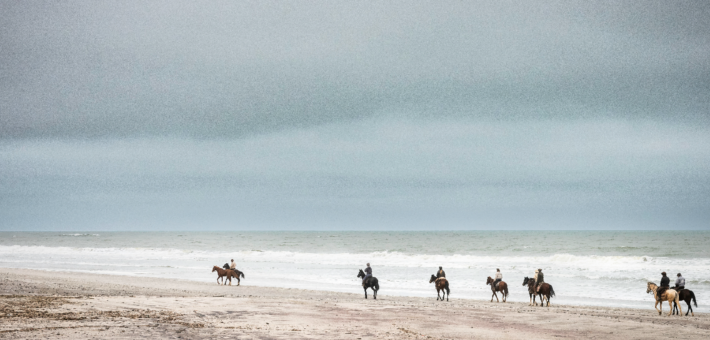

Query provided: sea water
[1,231,708,312]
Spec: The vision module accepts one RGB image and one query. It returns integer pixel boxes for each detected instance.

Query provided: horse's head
[486,276,493,285]
[212,266,218,272]
[357,269,365,278]
[429,275,437,283]
[522,276,529,286]
[647,282,657,294]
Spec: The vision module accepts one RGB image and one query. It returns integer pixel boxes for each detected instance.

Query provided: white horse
[647,282,681,316]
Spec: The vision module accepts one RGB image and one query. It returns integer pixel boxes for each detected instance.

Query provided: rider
[535,268,545,293]
[362,263,372,286]
[436,266,446,279]
[674,273,685,291]
[494,268,502,287]
[230,259,237,270]
[658,271,670,300]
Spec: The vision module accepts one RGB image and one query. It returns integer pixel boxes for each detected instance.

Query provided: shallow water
[1,231,708,311]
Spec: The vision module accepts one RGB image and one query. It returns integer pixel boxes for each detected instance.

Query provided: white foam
[1,244,708,311]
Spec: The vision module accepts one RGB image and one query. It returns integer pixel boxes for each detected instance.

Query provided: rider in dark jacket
[362,263,372,286]
[436,266,446,279]
[658,272,670,300]
[535,269,545,293]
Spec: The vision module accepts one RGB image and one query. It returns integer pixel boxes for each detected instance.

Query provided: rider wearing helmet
[362,263,372,286]
[658,272,670,300]
[674,273,685,291]
[535,269,545,293]
[494,268,502,287]
[437,266,446,278]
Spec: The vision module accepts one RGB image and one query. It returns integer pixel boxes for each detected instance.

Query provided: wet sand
[0,268,708,339]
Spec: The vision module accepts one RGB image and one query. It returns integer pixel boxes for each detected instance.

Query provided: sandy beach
[0,268,707,339]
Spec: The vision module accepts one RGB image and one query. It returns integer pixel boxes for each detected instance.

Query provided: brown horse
[429,275,450,301]
[647,282,680,316]
[226,268,245,286]
[672,288,697,316]
[522,277,555,307]
[486,277,508,302]
[212,266,245,286]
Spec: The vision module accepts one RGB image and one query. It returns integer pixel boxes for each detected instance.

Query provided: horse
[486,276,508,302]
[646,282,681,316]
[226,268,245,286]
[212,266,244,286]
[357,269,379,299]
[522,277,555,307]
[672,288,697,316]
[429,275,450,301]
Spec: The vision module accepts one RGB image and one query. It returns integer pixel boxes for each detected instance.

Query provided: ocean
[1,231,708,311]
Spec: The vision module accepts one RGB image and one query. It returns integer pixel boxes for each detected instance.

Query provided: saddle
[362,277,372,287]
[435,277,447,283]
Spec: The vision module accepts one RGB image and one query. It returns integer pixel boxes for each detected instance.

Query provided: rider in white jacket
[494,269,502,287]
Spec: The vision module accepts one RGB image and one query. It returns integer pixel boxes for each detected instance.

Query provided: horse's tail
[691,291,697,307]
[445,281,450,295]
[374,279,379,291]
[504,285,509,296]
[549,285,555,298]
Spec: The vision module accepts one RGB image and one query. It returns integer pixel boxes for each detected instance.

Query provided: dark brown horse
[357,269,379,299]
[486,276,508,302]
[429,275,450,301]
[212,266,245,286]
[522,277,555,307]
[672,288,698,316]
[226,268,245,286]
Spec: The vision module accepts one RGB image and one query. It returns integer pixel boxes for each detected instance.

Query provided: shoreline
[0,265,669,311]
[2,268,709,339]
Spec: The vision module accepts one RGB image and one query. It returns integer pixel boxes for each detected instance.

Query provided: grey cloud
[1,1,709,138]
[1,1,709,230]
[1,117,708,230]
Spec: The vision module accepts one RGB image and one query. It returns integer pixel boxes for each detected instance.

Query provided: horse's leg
[676,296,682,316]
[654,299,661,315]
[494,290,499,302]
[364,286,368,299]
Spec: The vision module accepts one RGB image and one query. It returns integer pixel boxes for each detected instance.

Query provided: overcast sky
[1,1,709,230]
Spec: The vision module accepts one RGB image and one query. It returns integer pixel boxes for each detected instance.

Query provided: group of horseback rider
[656,271,686,300]
[362,265,547,293]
